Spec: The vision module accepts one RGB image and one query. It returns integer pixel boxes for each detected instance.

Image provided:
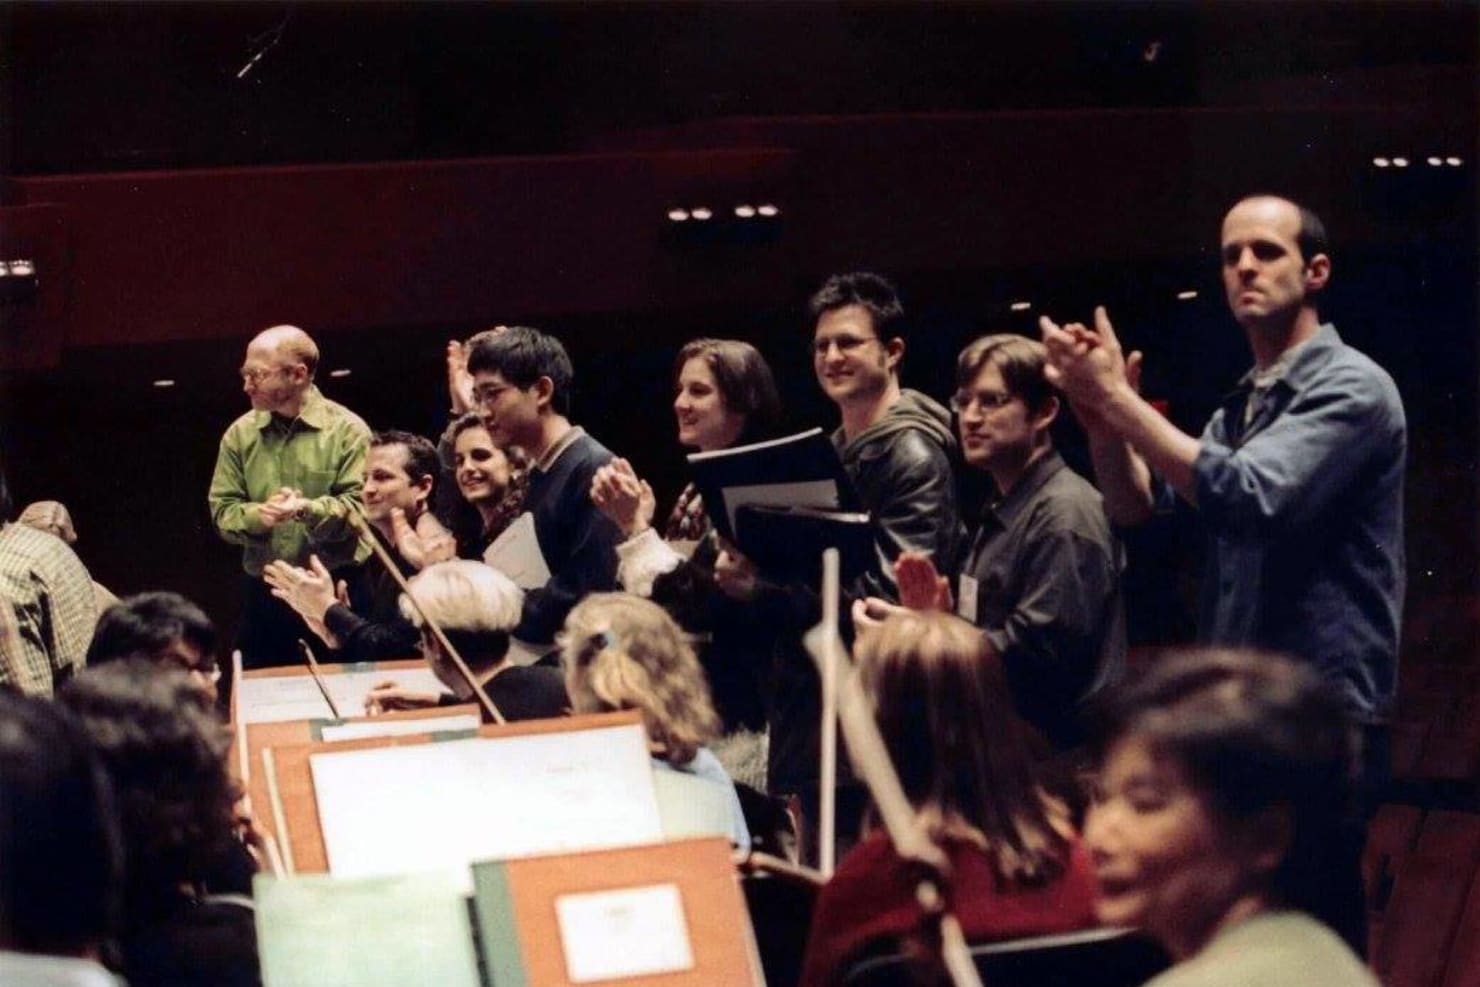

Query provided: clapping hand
[390,508,456,569]
[893,551,953,613]
[590,458,656,538]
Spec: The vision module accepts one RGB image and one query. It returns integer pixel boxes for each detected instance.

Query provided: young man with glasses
[208,324,371,668]
[806,271,961,596]
[859,335,1125,752]
[716,272,961,858]
[464,326,621,651]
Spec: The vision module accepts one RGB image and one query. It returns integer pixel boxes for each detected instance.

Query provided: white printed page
[310,723,662,889]
[483,511,551,590]
[237,667,446,724]
[557,884,694,983]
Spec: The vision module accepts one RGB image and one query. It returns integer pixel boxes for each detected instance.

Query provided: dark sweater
[321,525,420,663]
[441,664,570,722]
[515,430,622,644]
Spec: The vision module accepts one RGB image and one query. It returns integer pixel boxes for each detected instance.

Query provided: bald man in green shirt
[208,325,371,667]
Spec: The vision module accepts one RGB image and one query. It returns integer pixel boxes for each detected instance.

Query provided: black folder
[734,504,877,586]
[686,428,860,546]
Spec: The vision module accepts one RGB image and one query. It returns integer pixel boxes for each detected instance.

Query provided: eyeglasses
[240,366,288,385]
[950,389,1018,413]
[812,334,880,357]
[472,382,518,406]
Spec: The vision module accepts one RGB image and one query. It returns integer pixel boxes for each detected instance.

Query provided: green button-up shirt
[208,385,372,576]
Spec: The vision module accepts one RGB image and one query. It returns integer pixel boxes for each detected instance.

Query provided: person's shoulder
[498,664,570,709]
[569,429,616,465]
[1154,911,1377,987]
[1033,463,1113,531]
[828,829,899,885]
[1306,328,1402,406]
[0,522,87,569]
[219,408,263,439]
[317,395,372,437]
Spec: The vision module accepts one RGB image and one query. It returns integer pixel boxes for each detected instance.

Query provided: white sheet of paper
[483,511,551,590]
[720,479,840,534]
[556,883,694,983]
[310,723,662,890]
[318,713,480,742]
[957,573,980,624]
[238,667,447,724]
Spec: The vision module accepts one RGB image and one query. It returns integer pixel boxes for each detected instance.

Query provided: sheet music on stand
[309,721,664,891]
[237,666,446,724]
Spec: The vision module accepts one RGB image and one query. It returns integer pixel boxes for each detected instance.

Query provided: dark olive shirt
[960,450,1124,748]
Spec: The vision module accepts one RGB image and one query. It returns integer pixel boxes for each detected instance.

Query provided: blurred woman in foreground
[1085,649,1376,986]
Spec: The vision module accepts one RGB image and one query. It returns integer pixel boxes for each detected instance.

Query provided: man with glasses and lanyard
[858,334,1125,754]
[208,324,371,669]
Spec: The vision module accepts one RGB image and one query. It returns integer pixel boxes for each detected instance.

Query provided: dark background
[0,2,1474,646]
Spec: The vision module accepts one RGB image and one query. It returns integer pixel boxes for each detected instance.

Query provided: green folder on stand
[255,871,481,987]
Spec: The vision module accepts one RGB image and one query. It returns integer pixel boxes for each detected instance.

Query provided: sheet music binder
[686,427,860,545]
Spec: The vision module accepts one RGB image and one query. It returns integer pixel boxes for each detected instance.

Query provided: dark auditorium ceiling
[2,1,1475,176]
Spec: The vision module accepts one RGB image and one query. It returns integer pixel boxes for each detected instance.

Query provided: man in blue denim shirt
[1038,195,1405,737]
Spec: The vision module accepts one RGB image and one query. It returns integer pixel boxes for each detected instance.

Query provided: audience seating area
[1364,594,1480,987]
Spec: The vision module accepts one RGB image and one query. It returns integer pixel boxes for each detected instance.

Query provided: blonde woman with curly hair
[559,592,749,851]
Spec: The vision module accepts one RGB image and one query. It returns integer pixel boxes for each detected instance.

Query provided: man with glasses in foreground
[858,335,1125,753]
[208,324,371,668]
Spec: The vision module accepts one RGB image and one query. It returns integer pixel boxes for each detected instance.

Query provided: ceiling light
[734,205,756,218]
[1427,156,1444,167]
[690,207,713,221]
[666,208,689,222]
[328,368,352,378]
[756,204,780,217]
[152,379,176,388]
[1176,290,1198,301]
[1009,301,1031,312]
[1392,157,1409,168]
[8,260,34,277]
[1447,156,1463,167]
[1372,157,1390,168]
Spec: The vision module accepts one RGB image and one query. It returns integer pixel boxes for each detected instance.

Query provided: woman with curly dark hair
[436,412,530,560]
[60,658,260,987]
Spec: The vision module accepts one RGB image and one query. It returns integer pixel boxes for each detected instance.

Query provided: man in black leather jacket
[717,272,961,860]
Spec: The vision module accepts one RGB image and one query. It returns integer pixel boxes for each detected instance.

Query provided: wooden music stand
[474,836,764,986]
[262,710,645,874]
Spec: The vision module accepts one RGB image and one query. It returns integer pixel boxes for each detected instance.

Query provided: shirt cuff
[615,528,684,597]
[323,602,365,640]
